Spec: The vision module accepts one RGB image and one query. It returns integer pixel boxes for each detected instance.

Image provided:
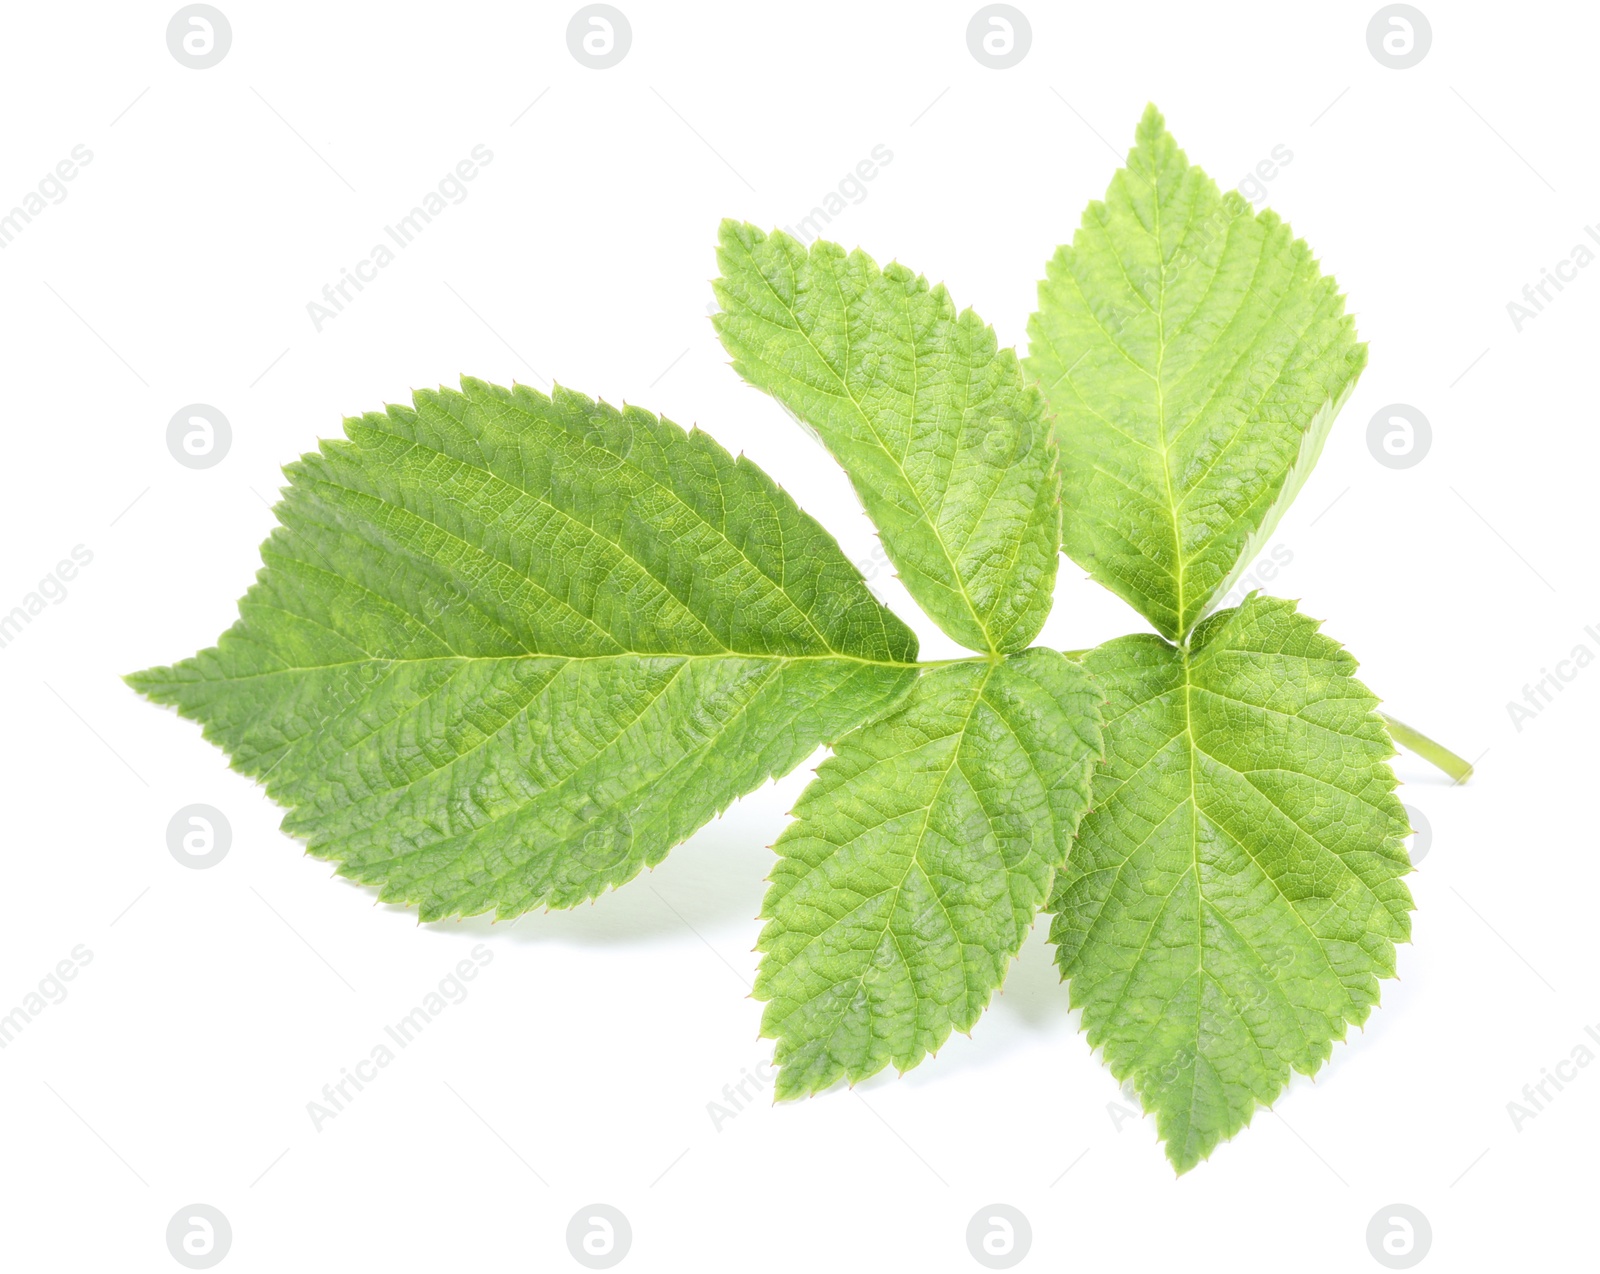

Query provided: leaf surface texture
[757,648,1103,1095]
[1049,595,1411,1171]
[129,379,920,918]
[1025,106,1366,640]
[716,222,1060,654]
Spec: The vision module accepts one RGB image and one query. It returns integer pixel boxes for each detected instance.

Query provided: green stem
[1379,713,1474,784]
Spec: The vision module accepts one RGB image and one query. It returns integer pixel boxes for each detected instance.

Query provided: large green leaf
[714,221,1060,655]
[756,648,1103,1097]
[128,379,919,919]
[1025,105,1366,641]
[1049,595,1412,1172]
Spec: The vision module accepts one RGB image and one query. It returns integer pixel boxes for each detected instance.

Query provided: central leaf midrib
[1095,637,1363,1101]
[1148,155,1186,640]
[186,650,919,685]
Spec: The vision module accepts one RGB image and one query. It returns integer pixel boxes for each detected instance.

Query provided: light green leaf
[714,221,1060,655]
[1025,105,1367,641]
[1049,594,1412,1172]
[128,378,919,919]
[755,648,1103,1097]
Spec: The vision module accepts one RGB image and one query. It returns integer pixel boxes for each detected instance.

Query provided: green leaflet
[1050,595,1412,1172]
[118,103,1455,1177]
[128,379,919,919]
[1025,105,1367,641]
[714,221,1060,655]
[756,648,1103,1096]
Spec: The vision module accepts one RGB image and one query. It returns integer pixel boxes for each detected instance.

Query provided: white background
[1,1,1594,1270]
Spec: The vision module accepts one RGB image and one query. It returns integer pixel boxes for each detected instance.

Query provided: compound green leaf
[714,221,1060,655]
[128,378,919,919]
[756,648,1103,1097]
[1025,105,1367,641]
[1049,594,1412,1172]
